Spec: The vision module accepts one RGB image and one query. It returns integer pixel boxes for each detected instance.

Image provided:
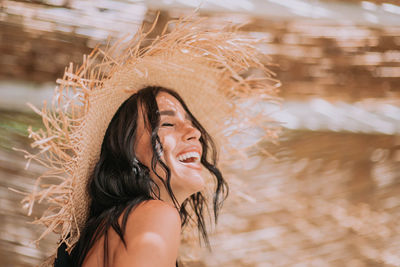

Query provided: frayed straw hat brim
[18,14,280,263]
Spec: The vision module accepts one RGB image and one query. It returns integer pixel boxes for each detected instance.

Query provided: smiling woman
[19,14,278,267]
[63,86,225,266]
[147,92,205,205]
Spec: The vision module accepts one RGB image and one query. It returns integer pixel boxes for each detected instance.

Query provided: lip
[176,145,202,158]
[175,145,202,171]
[179,161,202,171]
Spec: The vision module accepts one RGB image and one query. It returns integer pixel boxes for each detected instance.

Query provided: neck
[157,186,187,209]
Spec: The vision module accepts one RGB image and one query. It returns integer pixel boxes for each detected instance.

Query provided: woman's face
[135,92,205,205]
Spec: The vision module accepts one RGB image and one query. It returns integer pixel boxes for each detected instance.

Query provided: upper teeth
[178,152,200,162]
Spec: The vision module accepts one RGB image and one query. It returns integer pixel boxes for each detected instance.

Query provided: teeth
[177,151,200,162]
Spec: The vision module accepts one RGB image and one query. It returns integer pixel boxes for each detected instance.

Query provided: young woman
[21,15,277,267]
[64,86,228,266]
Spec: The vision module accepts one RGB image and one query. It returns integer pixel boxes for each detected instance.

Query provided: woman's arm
[113,200,181,267]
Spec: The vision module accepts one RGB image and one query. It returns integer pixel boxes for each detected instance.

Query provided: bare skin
[82,92,204,266]
[82,200,181,267]
[135,92,204,206]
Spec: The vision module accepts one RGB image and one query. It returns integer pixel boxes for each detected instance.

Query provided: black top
[54,242,72,267]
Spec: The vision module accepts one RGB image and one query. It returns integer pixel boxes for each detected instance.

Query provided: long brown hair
[68,86,228,266]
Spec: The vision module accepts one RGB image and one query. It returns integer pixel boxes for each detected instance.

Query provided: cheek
[160,134,178,158]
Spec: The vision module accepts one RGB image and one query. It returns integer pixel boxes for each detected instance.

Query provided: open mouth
[177,151,201,164]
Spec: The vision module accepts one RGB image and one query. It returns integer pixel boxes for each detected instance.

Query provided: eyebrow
[159,110,191,120]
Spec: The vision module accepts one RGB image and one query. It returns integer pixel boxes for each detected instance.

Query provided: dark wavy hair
[66,86,228,266]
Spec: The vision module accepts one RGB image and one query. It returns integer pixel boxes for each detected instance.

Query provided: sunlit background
[1,0,400,266]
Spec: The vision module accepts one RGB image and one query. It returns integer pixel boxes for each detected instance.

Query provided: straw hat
[19,13,280,262]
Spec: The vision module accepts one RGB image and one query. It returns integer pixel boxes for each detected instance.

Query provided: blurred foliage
[0,110,41,151]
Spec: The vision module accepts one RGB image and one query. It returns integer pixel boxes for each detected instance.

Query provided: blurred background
[1,0,400,266]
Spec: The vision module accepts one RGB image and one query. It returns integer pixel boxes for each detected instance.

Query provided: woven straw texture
[18,14,279,264]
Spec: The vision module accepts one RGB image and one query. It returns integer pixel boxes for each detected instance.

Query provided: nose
[182,122,201,141]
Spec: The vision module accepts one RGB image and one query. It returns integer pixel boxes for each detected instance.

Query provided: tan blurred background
[1,0,400,266]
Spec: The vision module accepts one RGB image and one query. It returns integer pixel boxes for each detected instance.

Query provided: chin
[188,173,206,193]
[174,171,205,197]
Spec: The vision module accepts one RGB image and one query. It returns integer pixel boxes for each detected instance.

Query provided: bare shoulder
[133,199,181,225]
[112,200,181,266]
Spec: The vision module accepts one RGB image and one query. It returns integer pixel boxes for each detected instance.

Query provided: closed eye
[161,123,174,127]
